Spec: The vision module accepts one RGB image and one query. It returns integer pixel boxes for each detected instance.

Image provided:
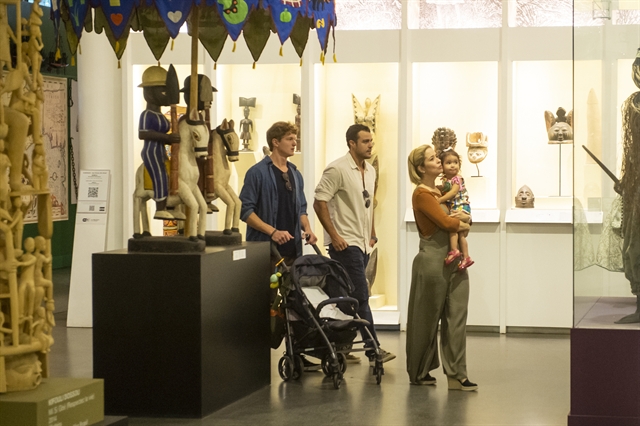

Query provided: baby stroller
[270,245,386,389]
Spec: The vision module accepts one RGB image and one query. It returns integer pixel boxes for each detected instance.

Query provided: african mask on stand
[545,107,573,144]
[466,132,488,177]
[515,185,535,208]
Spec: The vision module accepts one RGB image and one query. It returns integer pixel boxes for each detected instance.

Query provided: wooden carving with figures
[0,0,55,393]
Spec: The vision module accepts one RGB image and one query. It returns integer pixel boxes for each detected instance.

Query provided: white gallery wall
[75,1,640,332]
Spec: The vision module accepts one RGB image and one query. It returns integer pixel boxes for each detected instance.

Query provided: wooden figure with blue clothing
[138,65,181,220]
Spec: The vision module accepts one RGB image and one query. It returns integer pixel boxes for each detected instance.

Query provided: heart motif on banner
[167,11,182,23]
[111,13,123,26]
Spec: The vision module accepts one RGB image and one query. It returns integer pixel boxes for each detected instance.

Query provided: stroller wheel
[321,354,332,377]
[321,353,342,377]
[375,365,383,384]
[278,356,294,381]
[337,353,347,374]
[373,361,384,385]
[292,355,304,380]
[332,372,342,389]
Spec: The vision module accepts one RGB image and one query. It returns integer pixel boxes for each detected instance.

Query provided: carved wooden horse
[210,119,241,235]
[133,118,210,240]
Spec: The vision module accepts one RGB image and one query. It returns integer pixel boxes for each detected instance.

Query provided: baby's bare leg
[459,232,470,259]
[449,231,459,252]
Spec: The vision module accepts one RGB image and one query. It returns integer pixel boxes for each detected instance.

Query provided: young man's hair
[266,121,298,150]
[345,124,371,148]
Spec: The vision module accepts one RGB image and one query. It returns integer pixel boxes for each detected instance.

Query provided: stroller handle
[270,242,283,260]
[272,240,324,258]
[316,296,360,315]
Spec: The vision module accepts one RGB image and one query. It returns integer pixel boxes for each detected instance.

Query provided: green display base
[0,378,104,426]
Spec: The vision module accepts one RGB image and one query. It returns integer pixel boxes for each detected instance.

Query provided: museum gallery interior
[0,0,640,425]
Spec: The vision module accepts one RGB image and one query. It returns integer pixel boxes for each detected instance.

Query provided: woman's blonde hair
[407,144,433,185]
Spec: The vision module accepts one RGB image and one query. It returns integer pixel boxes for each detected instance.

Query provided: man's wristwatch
[371,236,378,243]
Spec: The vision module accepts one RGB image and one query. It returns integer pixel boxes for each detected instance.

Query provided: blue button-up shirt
[239,156,308,258]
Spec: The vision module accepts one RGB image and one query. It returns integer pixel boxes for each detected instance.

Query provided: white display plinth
[68,170,111,328]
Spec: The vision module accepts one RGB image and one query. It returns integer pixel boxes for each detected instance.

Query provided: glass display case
[314,62,399,309]
[412,61,499,210]
[573,11,640,331]
[571,2,640,423]
[512,60,573,207]
[214,63,302,236]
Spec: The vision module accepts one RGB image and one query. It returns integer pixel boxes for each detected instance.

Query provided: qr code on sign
[88,187,98,198]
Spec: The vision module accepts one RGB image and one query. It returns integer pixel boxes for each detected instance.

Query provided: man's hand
[330,234,348,251]
[304,231,318,246]
[271,230,293,245]
[369,238,377,248]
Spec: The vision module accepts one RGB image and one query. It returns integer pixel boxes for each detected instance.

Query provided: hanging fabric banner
[56,0,338,62]
[264,0,307,46]
[63,0,91,39]
[155,0,193,38]
[96,0,137,40]
[308,0,335,52]
[205,0,259,41]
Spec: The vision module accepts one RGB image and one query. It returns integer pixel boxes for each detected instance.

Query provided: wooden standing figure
[137,66,181,221]
[239,97,256,151]
[293,93,301,152]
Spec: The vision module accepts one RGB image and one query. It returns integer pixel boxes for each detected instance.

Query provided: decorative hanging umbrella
[52,0,337,65]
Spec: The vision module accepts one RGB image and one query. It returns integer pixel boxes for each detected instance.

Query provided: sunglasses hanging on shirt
[362,189,371,208]
[282,172,292,192]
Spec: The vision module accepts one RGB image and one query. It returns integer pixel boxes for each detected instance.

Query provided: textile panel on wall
[24,77,69,223]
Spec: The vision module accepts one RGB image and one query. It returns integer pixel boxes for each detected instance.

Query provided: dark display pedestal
[92,242,271,418]
[569,328,640,425]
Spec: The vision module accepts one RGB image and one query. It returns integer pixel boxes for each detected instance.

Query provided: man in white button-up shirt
[314,124,395,366]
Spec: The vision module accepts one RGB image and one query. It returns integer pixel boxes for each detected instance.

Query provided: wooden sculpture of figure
[31,143,47,190]
[612,49,640,323]
[293,93,301,152]
[32,306,52,353]
[0,1,54,393]
[239,97,256,151]
[4,353,42,391]
[544,107,573,144]
[352,94,382,292]
[9,197,25,254]
[0,4,16,72]
[182,74,218,213]
[466,132,488,177]
[210,119,241,235]
[2,40,33,192]
[6,42,36,115]
[132,115,210,240]
[515,185,535,208]
[138,65,180,220]
[33,236,53,327]
[0,139,10,209]
[27,0,43,93]
[17,237,37,331]
[352,94,381,204]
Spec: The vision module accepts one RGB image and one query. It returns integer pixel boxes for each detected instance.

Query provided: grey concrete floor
[49,268,570,426]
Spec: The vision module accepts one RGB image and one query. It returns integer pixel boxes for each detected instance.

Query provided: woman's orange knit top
[412,185,460,238]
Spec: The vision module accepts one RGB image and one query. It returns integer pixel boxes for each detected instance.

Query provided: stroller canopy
[290,255,356,298]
